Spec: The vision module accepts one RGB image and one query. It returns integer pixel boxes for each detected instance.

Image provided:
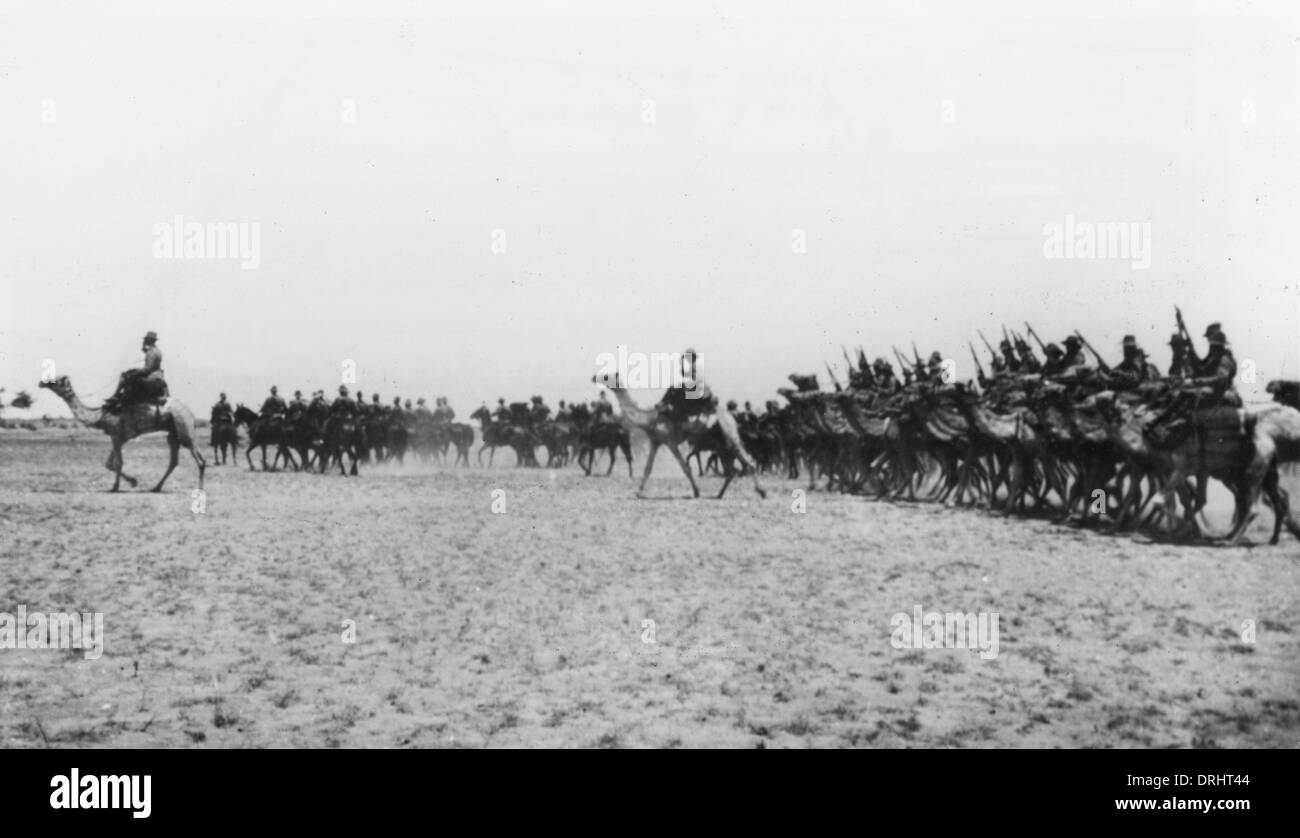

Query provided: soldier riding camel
[104,331,168,412]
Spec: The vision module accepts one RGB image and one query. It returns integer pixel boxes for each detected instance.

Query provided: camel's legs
[106,444,138,491]
[622,440,634,479]
[152,436,181,492]
[636,442,661,497]
[604,445,617,476]
[663,442,700,498]
[714,410,765,499]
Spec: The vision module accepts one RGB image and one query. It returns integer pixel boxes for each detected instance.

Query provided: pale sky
[2,0,1297,418]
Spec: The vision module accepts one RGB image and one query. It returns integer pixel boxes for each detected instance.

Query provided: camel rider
[1059,335,1087,372]
[1104,336,1161,391]
[1036,343,1065,376]
[872,358,899,392]
[658,347,717,422]
[1184,324,1241,408]
[210,393,233,426]
[925,351,944,385]
[555,400,570,423]
[998,339,1021,374]
[261,386,286,420]
[104,331,167,411]
[1167,333,1194,378]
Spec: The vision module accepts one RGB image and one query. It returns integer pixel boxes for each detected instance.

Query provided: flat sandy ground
[1,429,1297,748]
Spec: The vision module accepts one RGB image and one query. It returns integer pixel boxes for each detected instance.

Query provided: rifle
[977,329,998,361]
[1074,331,1111,373]
[842,346,857,384]
[968,343,986,381]
[912,342,927,380]
[892,346,910,371]
[1175,306,1203,366]
[1024,322,1047,354]
[825,362,843,393]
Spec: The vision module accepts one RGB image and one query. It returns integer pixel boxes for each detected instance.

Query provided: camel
[1147,403,1300,544]
[39,375,206,492]
[592,371,765,500]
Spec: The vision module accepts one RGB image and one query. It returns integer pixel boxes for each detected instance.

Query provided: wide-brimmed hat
[1045,343,1064,357]
[1063,335,1081,348]
[1204,322,1222,338]
[143,331,158,343]
[1121,335,1137,347]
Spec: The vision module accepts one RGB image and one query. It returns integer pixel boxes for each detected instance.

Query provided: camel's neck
[56,389,104,428]
[606,389,657,429]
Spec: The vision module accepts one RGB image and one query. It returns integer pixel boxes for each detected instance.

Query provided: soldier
[872,358,899,392]
[529,395,550,427]
[658,347,717,422]
[592,390,614,422]
[104,330,168,411]
[741,400,757,425]
[1040,343,1066,376]
[308,390,330,424]
[331,385,359,418]
[999,339,1021,374]
[925,351,944,384]
[391,395,406,424]
[260,386,287,420]
[1168,333,1194,378]
[1105,335,1161,391]
[1187,324,1240,407]
[1060,335,1086,372]
[1014,337,1041,373]
[372,393,385,418]
[493,397,510,424]
[210,392,233,426]
[287,390,307,423]
[555,399,570,423]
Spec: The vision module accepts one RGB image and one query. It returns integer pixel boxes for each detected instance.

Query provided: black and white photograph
[0,0,1295,772]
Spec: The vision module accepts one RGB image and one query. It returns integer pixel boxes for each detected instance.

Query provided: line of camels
[34,368,1300,545]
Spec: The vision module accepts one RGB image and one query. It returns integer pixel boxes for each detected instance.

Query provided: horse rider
[529,395,551,427]
[260,386,287,420]
[104,330,167,412]
[493,397,511,424]
[210,392,234,426]
[591,390,614,422]
[331,385,359,419]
